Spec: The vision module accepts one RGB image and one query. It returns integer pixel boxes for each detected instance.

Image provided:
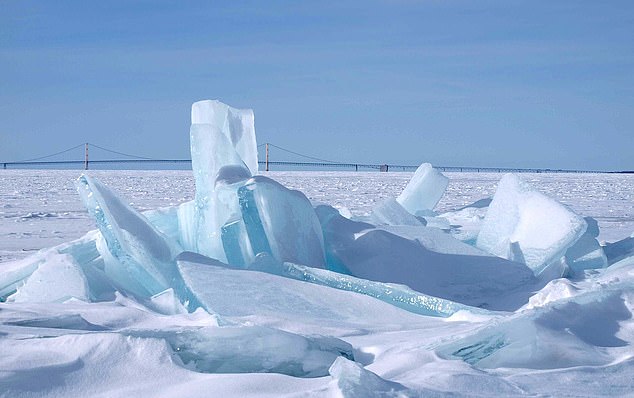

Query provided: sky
[1,1,633,171]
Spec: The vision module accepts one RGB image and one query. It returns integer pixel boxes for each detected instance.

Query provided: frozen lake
[1,169,633,262]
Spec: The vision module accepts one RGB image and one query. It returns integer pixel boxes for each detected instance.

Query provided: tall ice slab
[476,173,587,275]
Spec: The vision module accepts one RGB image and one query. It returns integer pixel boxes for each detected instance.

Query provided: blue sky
[1,1,632,170]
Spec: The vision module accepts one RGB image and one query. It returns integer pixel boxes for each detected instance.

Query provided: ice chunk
[328,357,410,397]
[0,232,103,301]
[190,175,248,262]
[175,200,197,252]
[377,225,492,256]
[420,215,451,230]
[438,289,629,369]
[177,252,451,322]
[526,279,579,309]
[396,163,449,214]
[604,236,634,266]
[76,175,199,310]
[316,205,536,311]
[143,205,182,247]
[177,251,466,318]
[476,174,587,275]
[565,217,607,272]
[191,99,258,175]
[0,255,41,300]
[370,198,425,226]
[236,176,326,268]
[188,101,255,260]
[9,252,89,303]
[164,325,352,377]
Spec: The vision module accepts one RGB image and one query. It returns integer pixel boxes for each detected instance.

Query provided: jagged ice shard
[476,173,587,275]
[76,175,200,310]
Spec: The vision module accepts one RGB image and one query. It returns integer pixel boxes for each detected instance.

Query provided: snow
[1,99,634,397]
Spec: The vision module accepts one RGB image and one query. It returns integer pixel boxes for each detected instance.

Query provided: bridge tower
[84,143,89,170]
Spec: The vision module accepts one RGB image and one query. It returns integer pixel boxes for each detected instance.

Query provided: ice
[188,100,324,268]
[565,217,607,272]
[0,255,40,299]
[476,174,587,275]
[9,252,89,303]
[191,100,258,175]
[396,163,449,215]
[166,326,353,377]
[177,251,466,318]
[328,357,410,397]
[377,225,492,257]
[315,205,536,311]
[370,198,425,226]
[76,175,199,310]
[189,122,251,260]
[604,236,634,266]
[3,99,634,396]
[439,199,491,244]
[234,176,326,268]
[0,233,104,302]
[188,100,256,261]
[439,289,630,369]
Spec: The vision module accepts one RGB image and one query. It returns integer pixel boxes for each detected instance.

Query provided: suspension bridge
[0,142,618,173]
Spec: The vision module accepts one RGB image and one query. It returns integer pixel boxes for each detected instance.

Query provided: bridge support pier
[84,143,89,170]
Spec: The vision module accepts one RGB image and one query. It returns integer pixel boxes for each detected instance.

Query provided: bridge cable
[87,143,155,160]
[15,143,86,163]
[266,143,340,164]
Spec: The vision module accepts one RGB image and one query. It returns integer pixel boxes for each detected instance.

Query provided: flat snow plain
[1,169,634,397]
[1,170,632,262]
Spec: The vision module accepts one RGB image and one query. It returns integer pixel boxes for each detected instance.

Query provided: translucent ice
[191,99,258,175]
[370,198,425,226]
[188,100,256,261]
[76,175,199,310]
[0,255,40,300]
[396,163,449,215]
[177,251,464,320]
[164,325,353,377]
[235,176,326,268]
[0,233,103,301]
[476,174,587,275]
[565,217,607,272]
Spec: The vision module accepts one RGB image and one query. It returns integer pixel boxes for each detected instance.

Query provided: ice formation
[2,99,634,396]
[396,162,449,215]
[565,217,608,272]
[476,173,587,275]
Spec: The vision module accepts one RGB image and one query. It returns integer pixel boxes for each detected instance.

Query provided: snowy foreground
[1,101,634,397]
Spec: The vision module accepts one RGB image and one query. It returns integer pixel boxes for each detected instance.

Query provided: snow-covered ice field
[2,170,632,262]
[1,167,634,397]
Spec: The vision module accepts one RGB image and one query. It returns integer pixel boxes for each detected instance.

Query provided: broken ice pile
[0,98,627,382]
